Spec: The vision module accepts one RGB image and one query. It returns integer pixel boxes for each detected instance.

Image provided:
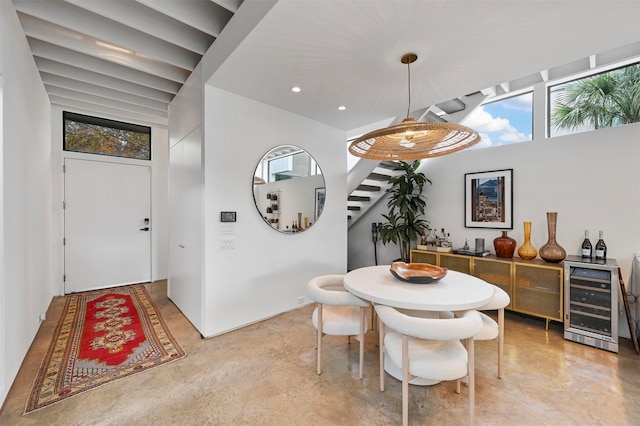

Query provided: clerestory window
[461,91,533,150]
[63,111,151,160]
[548,62,640,138]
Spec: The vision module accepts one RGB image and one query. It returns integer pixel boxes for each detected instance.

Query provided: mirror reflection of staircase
[347,91,488,227]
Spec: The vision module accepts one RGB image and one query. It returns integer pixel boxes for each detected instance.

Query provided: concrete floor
[1,280,639,425]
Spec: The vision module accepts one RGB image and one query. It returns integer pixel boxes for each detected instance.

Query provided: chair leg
[498,308,504,379]
[379,317,385,392]
[402,335,409,426]
[468,337,475,426]
[371,305,377,333]
[359,307,365,379]
[317,304,323,375]
[373,305,380,347]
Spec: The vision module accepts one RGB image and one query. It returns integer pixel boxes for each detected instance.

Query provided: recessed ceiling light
[291,86,301,93]
[338,106,346,111]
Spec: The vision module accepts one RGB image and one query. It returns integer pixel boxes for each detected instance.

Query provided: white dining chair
[376,305,482,426]
[470,285,510,379]
[306,274,371,379]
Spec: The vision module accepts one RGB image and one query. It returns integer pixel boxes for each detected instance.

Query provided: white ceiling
[12,0,640,131]
[12,0,242,126]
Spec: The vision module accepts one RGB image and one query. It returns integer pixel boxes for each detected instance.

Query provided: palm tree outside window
[549,62,640,137]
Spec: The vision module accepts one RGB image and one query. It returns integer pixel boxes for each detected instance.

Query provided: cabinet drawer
[515,286,562,320]
[473,258,512,308]
[439,254,471,274]
[514,263,562,320]
[410,250,437,265]
[515,264,561,293]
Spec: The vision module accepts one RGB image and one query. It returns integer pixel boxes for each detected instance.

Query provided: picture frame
[314,187,326,221]
[464,169,513,229]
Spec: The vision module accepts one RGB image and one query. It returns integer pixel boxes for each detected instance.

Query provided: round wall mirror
[253,145,325,233]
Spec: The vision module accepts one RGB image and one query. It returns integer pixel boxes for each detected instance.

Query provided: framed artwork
[315,187,326,221]
[465,169,513,229]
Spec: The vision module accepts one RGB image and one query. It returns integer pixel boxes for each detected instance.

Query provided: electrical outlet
[296,297,305,305]
[39,313,46,322]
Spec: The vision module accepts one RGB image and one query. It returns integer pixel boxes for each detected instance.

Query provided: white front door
[64,158,151,293]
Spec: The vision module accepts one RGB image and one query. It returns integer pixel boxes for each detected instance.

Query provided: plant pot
[494,231,516,258]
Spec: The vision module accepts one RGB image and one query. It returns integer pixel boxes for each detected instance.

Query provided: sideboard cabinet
[410,250,564,328]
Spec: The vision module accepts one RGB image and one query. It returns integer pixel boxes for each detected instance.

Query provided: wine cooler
[564,255,618,353]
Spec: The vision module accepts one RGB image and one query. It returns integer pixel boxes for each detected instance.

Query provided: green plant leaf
[378,160,431,262]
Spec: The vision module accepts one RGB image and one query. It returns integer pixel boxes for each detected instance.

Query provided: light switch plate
[220,239,234,250]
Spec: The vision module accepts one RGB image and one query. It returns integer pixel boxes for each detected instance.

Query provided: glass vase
[494,231,516,258]
[517,221,537,260]
[538,212,566,263]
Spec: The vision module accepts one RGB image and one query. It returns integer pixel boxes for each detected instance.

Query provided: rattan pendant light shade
[348,53,480,160]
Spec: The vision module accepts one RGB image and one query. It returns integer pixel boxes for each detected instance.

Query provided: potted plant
[379,160,431,262]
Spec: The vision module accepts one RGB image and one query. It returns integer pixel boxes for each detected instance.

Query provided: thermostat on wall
[220,211,236,222]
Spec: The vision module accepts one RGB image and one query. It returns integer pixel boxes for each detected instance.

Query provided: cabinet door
[169,127,203,331]
[410,250,437,265]
[473,258,512,309]
[566,266,614,337]
[514,264,562,321]
[439,254,471,274]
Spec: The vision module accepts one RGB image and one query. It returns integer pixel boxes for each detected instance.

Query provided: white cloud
[464,108,511,133]
[463,107,531,148]
[500,130,528,143]
[472,133,493,149]
[501,93,533,112]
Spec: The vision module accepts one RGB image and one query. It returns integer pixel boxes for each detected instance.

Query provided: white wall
[203,86,347,337]
[0,1,53,406]
[0,71,5,406]
[348,121,640,338]
[151,127,169,280]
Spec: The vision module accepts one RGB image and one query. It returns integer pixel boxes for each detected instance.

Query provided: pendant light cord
[406,61,411,118]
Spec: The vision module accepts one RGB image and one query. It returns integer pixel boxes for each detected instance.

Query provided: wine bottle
[581,230,592,258]
[595,230,607,259]
[438,228,446,247]
[426,227,436,246]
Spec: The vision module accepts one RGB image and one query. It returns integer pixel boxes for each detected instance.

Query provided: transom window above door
[63,111,151,160]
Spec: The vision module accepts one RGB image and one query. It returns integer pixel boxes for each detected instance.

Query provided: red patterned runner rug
[25,285,186,413]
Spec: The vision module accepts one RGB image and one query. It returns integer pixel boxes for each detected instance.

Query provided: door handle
[140,227,150,231]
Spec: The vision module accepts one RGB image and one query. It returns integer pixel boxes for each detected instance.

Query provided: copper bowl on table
[389,261,448,284]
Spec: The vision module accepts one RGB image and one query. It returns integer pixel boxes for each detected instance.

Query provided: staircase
[347,92,488,228]
[347,161,402,223]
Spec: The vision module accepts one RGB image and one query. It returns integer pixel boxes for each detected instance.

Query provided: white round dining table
[344,264,495,386]
[343,265,495,311]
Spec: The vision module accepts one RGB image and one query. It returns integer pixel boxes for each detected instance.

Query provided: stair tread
[376,161,399,170]
[348,195,371,202]
[347,206,361,211]
[367,172,392,181]
[356,184,381,192]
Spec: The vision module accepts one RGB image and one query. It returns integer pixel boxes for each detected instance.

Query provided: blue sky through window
[462,92,533,150]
